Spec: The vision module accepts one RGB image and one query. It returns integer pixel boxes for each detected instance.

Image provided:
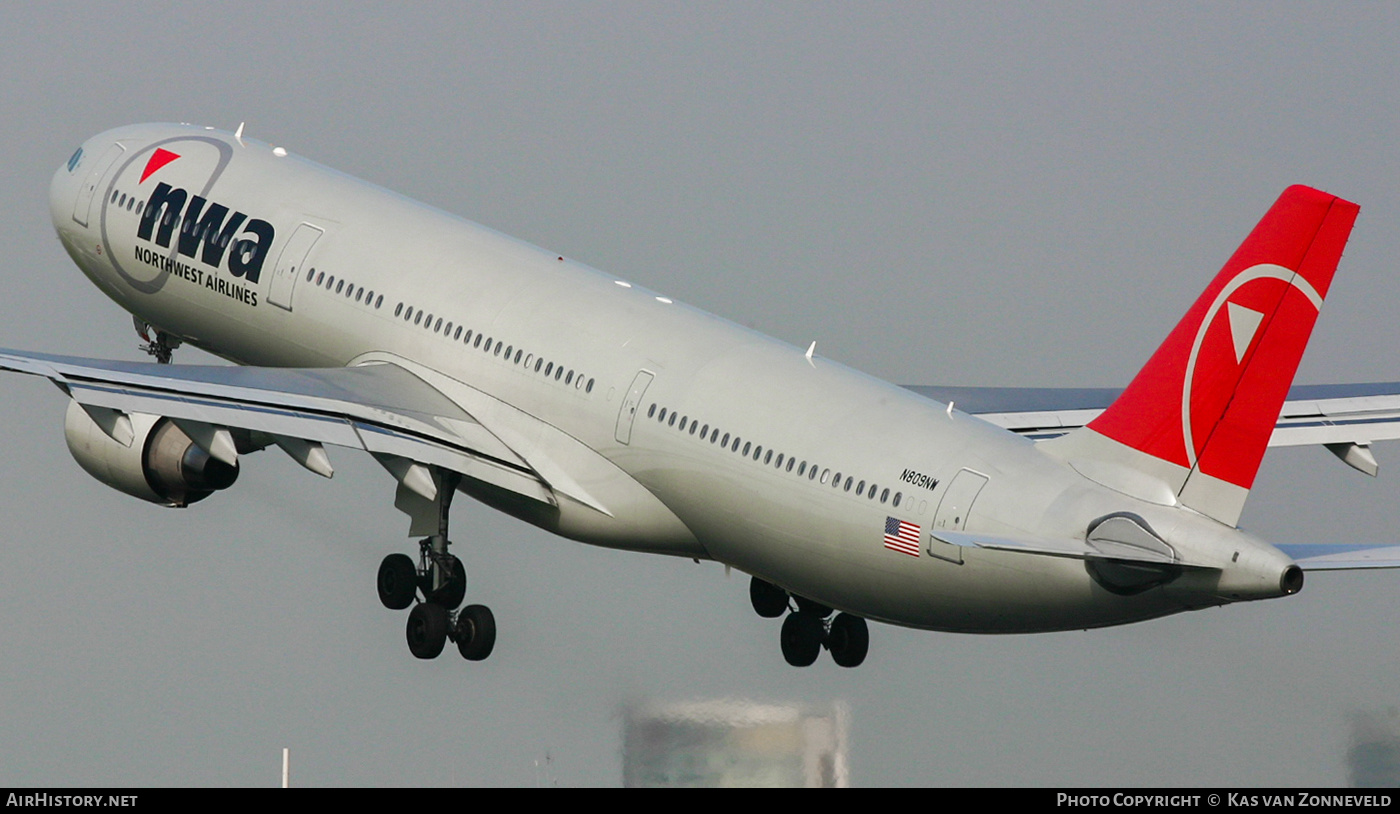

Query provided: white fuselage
[47,124,1297,633]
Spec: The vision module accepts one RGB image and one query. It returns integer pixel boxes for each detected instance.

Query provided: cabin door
[266,223,323,311]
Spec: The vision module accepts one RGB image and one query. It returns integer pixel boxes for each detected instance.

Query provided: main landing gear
[376,471,496,661]
[750,576,869,668]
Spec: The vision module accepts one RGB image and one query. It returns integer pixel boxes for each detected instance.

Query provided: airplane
[15,121,1400,669]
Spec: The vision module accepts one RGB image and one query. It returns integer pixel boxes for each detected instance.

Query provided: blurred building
[623,698,849,787]
[1348,709,1400,788]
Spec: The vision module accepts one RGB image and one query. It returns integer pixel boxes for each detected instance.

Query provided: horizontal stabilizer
[930,529,1200,568]
[1275,543,1400,571]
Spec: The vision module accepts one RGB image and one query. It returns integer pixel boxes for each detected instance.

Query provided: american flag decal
[884,517,921,557]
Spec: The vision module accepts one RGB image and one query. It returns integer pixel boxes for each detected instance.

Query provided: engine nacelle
[64,399,238,507]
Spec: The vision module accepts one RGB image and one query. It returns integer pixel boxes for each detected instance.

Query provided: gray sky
[1,2,1398,786]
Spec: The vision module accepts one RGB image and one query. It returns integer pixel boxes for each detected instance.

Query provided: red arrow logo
[139,148,180,183]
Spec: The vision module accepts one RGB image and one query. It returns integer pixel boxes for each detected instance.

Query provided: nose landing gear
[751,576,869,668]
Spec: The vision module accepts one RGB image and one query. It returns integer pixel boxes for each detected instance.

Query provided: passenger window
[742,441,751,456]
[648,404,657,418]
[857,480,865,494]
[668,413,677,427]
[880,488,889,503]
[786,458,795,473]
[305,268,314,282]
[394,303,403,317]
[821,469,830,484]
[678,417,687,432]
[893,492,902,507]
[658,408,667,422]
[586,379,594,393]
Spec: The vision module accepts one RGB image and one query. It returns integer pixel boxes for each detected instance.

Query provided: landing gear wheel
[749,576,789,618]
[455,604,496,661]
[377,553,417,610]
[780,611,823,667]
[406,603,449,659]
[430,554,466,610]
[794,595,833,618]
[827,613,869,668]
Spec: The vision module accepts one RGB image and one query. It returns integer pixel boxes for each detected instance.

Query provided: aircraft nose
[51,143,86,235]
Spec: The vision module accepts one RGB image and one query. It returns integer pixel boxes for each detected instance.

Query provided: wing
[0,348,623,528]
[903,383,1400,475]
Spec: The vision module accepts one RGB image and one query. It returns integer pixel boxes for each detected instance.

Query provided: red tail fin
[1053,186,1358,525]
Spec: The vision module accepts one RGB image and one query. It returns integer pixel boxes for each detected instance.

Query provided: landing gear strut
[134,317,181,365]
[752,576,869,668]
[377,470,497,661]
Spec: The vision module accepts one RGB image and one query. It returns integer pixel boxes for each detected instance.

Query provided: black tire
[455,604,496,661]
[377,553,417,610]
[827,613,869,668]
[780,611,823,667]
[429,554,466,610]
[749,576,789,618]
[406,603,449,659]
[793,595,833,618]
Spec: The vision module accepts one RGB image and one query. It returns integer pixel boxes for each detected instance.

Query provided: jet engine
[63,399,238,507]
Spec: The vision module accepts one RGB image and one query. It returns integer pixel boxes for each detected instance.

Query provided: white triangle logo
[1226,302,1264,363]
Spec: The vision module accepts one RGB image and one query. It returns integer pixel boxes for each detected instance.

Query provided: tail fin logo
[1181,263,1322,469]
[1085,185,1358,500]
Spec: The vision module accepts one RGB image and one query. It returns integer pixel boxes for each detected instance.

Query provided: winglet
[1042,186,1360,526]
